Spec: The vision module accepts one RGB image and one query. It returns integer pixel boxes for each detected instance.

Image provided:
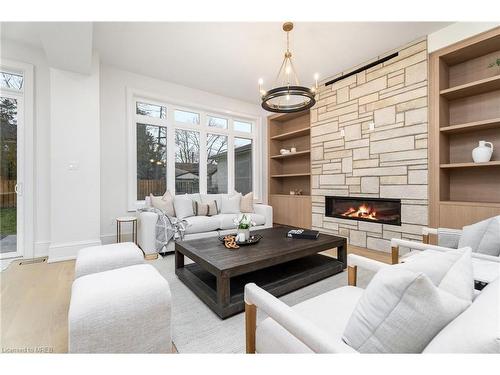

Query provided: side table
[116,216,138,244]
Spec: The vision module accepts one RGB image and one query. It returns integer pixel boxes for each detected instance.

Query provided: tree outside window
[136,123,166,199]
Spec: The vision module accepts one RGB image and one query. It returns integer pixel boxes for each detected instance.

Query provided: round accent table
[116,216,138,244]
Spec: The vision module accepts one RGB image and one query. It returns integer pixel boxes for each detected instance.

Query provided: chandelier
[259,22,318,113]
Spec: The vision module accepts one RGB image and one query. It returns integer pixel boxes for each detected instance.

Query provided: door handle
[15,183,23,196]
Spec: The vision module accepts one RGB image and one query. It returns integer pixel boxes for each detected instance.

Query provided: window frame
[0,60,34,259]
[127,88,261,211]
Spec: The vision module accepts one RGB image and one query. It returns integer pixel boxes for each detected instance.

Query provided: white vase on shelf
[472,140,493,163]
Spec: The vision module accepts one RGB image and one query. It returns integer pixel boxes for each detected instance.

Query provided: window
[234,138,252,195]
[234,120,252,133]
[207,116,227,129]
[207,134,228,193]
[136,124,167,200]
[0,60,34,258]
[175,129,200,194]
[136,102,166,118]
[174,109,199,124]
[0,71,23,91]
[129,93,258,209]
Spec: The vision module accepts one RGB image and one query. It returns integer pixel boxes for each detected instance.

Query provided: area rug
[151,254,374,353]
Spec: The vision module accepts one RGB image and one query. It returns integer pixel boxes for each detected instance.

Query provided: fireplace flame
[342,204,377,220]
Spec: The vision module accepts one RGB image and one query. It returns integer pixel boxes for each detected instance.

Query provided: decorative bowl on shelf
[280,149,290,155]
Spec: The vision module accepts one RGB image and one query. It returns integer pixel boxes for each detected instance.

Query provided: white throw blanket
[138,207,188,253]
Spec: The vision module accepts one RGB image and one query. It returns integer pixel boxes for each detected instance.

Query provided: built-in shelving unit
[429,27,500,230]
[268,111,312,228]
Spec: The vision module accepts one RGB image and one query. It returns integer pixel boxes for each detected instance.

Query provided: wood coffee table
[175,226,347,319]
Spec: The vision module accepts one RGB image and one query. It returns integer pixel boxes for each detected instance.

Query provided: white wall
[0,39,52,257]
[428,22,500,52]
[48,55,101,261]
[99,64,266,243]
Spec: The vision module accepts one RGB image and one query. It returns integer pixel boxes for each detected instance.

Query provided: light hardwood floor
[0,245,390,353]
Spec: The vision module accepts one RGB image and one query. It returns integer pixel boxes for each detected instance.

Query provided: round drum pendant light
[259,22,318,113]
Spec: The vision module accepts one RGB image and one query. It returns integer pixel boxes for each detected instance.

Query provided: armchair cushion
[458,216,500,257]
[256,286,362,353]
[343,249,473,353]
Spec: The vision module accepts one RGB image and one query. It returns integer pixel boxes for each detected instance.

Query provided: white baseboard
[1,257,21,271]
[100,232,134,245]
[34,241,50,258]
[48,239,102,263]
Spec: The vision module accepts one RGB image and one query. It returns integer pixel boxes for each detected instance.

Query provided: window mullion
[199,113,208,195]
[227,135,235,194]
[166,110,176,194]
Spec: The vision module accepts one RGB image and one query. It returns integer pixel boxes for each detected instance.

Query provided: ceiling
[2,22,450,103]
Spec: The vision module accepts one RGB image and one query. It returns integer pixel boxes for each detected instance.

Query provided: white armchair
[243,254,388,353]
[244,253,500,354]
[391,227,500,285]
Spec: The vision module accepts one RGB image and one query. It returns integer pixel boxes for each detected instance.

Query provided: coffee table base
[175,254,344,319]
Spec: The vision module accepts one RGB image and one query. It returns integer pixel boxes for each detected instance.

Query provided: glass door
[1,71,24,258]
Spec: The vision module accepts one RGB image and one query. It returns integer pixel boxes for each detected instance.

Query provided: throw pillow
[342,268,470,353]
[240,192,254,213]
[398,247,474,301]
[342,248,473,353]
[150,193,175,217]
[195,201,218,216]
[173,196,195,220]
[201,194,222,213]
[458,216,500,256]
[221,194,241,214]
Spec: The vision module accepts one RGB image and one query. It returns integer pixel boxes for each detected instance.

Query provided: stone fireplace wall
[311,38,428,252]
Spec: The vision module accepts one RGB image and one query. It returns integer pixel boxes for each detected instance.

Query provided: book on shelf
[286,229,319,240]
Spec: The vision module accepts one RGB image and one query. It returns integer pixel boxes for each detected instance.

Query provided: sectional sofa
[138,193,273,255]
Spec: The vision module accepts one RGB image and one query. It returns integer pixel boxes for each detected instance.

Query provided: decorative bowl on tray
[218,233,263,246]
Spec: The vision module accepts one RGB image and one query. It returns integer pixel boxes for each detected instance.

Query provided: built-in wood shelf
[440,117,500,134]
[440,161,500,169]
[440,200,500,208]
[271,173,311,178]
[270,194,311,197]
[270,127,310,141]
[270,150,310,159]
[440,75,500,100]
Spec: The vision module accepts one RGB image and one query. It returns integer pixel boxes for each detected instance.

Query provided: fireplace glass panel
[325,196,401,226]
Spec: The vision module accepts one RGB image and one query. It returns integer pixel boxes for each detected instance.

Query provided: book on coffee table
[286,229,320,240]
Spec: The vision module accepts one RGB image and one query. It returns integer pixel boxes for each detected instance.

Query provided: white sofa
[138,193,273,255]
[244,254,500,353]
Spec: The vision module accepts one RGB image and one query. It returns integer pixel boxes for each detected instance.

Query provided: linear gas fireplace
[325,196,401,226]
